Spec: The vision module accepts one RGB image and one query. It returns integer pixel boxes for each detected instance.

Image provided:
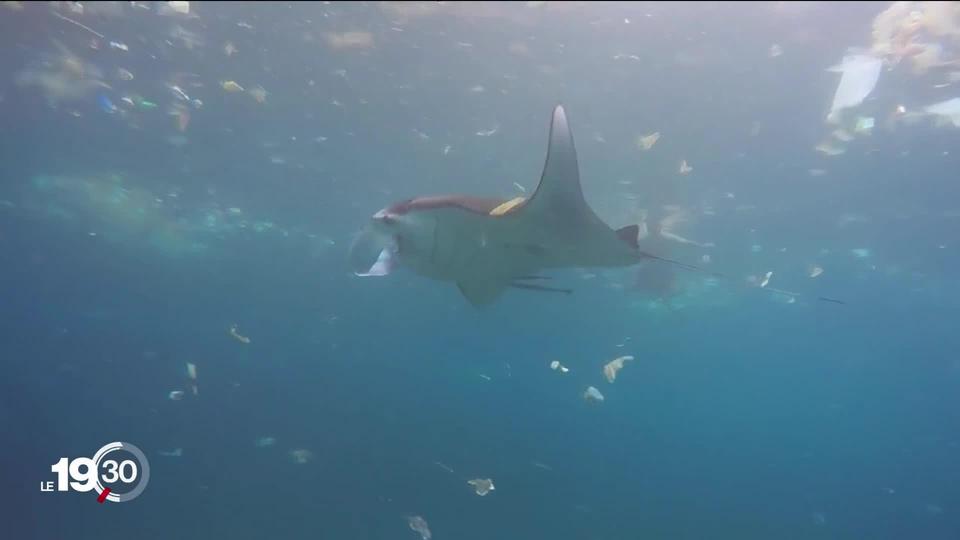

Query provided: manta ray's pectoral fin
[615,225,640,248]
[515,105,608,232]
[457,278,510,307]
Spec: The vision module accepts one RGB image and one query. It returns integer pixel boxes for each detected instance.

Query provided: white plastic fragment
[854,116,875,134]
[254,436,276,448]
[826,53,883,123]
[467,478,495,496]
[289,449,313,464]
[407,516,432,540]
[583,386,605,403]
[603,355,633,383]
[167,1,189,15]
[924,98,960,127]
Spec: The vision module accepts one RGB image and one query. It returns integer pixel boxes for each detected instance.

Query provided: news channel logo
[41,442,151,503]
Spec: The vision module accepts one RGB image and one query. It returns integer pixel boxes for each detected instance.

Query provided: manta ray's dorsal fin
[517,105,606,230]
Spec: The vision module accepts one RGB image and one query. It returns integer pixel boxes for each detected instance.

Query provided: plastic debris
[221,80,244,93]
[826,53,883,123]
[16,41,110,106]
[168,101,191,130]
[809,265,824,278]
[832,129,854,142]
[433,462,455,473]
[168,390,184,401]
[167,1,189,15]
[169,84,190,101]
[229,324,251,344]
[254,436,276,448]
[854,116,875,134]
[924,98,960,127]
[851,248,871,258]
[98,94,117,114]
[549,360,569,373]
[760,271,773,288]
[815,141,846,156]
[116,68,134,81]
[248,85,268,104]
[109,41,129,52]
[583,386,605,403]
[467,478,495,496]
[603,355,633,383]
[407,516,432,540]
[476,126,499,137]
[51,11,104,39]
[768,43,783,58]
[289,449,314,464]
[224,41,238,56]
[324,31,375,49]
[637,131,660,150]
[908,42,951,75]
[186,362,198,395]
[512,181,526,193]
[679,160,693,174]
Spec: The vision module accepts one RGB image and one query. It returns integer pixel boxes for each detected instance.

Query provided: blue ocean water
[3,2,960,539]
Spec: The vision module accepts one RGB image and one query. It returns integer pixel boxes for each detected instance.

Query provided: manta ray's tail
[633,253,847,306]
[617,220,844,305]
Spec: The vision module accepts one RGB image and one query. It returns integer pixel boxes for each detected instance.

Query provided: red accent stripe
[97,488,111,503]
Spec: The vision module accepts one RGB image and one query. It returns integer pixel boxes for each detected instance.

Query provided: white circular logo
[91,441,151,503]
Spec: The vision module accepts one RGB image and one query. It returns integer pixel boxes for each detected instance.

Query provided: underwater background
[3,2,960,539]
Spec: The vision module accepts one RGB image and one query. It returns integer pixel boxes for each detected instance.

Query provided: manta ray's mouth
[347,226,398,276]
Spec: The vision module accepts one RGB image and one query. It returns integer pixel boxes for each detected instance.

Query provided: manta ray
[351,105,688,307]
[351,105,843,307]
